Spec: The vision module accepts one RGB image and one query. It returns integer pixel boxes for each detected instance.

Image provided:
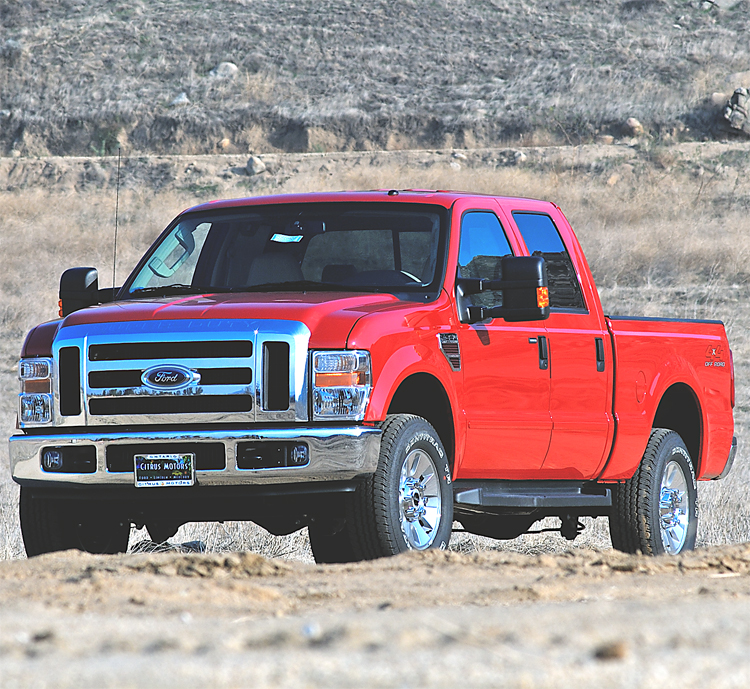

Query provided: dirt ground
[2,545,750,687]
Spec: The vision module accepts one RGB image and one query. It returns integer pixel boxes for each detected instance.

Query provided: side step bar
[453,480,612,509]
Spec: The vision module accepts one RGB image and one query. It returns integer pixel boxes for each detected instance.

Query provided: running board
[453,480,612,509]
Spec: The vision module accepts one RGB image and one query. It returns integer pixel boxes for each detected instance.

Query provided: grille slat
[90,395,253,416]
[89,341,252,361]
[89,368,252,389]
[263,342,290,411]
[59,346,82,416]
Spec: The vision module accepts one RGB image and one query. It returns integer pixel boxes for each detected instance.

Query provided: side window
[512,212,586,311]
[458,211,513,308]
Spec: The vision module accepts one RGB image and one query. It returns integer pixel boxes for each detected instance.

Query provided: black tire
[609,428,697,555]
[20,488,130,557]
[308,518,359,564]
[146,521,180,545]
[349,414,453,560]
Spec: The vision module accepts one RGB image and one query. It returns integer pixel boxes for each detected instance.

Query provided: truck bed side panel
[600,317,734,481]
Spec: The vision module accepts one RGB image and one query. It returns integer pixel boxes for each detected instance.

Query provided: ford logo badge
[141,364,200,390]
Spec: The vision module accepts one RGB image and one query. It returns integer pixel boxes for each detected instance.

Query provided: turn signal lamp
[537,286,550,309]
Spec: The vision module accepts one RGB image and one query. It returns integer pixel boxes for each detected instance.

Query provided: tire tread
[610,428,695,555]
[348,414,451,560]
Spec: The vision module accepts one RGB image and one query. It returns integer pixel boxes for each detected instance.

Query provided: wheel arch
[651,382,702,474]
[386,372,456,474]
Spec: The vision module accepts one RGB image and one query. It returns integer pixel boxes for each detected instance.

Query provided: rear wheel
[609,429,697,555]
[20,488,130,557]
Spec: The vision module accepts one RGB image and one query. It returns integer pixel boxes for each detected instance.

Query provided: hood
[59,291,402,349]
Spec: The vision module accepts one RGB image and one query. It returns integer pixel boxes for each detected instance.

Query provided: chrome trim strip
[10,426,380,486]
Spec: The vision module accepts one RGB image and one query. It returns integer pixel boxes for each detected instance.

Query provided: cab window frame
[456,209,516,312]
[511,210,588,314]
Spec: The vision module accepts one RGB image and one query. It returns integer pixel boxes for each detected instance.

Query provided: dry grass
[2,1,750,155]
[1,151,749,559]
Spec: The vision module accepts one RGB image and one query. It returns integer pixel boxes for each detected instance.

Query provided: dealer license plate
[134,453,195,488]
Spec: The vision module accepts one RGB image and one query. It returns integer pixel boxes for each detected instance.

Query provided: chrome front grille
[51,319,310,427]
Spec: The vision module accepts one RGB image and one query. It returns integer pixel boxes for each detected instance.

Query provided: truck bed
[601,315,735,481]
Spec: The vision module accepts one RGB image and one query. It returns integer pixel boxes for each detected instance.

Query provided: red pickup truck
[10,191,736,560]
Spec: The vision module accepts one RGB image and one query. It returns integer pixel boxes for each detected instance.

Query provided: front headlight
[312,350,371,421]
[19,357,53,425]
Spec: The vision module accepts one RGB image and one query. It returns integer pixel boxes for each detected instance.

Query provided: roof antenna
[112,146,121,300]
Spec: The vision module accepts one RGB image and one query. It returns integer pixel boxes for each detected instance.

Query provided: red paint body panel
[601,318,734,481]
[21,320,61,358]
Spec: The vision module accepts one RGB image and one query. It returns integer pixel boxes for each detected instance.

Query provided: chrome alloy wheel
[659,459,690,554]
[398,448,442,550]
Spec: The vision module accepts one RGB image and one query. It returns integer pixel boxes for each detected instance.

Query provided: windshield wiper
[236,280,372,292]
[129,284,204,297]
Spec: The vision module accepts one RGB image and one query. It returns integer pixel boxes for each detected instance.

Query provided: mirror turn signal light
[58,299,63,318]
[537,286,550,309]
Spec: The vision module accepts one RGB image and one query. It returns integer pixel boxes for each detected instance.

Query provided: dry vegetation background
[1,140,749,559]
[2,0,750,156]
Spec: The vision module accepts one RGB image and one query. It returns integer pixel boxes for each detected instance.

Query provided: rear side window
[512,212,585,311]
[458,211,513,308]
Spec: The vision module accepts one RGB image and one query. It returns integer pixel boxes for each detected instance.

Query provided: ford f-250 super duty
[9,191,737,561]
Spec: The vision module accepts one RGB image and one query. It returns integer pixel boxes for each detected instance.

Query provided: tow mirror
[456,255,550,324]
[59,267,118,317]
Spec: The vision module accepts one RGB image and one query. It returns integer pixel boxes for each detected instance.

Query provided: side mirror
[59,267,117,316]
[456,255,550,324]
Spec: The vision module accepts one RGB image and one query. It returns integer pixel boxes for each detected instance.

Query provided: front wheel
[350,414,453,559]
[20,488,130,557]
[609,428,697,555]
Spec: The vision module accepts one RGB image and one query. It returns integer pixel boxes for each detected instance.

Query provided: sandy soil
[3,545,750,687]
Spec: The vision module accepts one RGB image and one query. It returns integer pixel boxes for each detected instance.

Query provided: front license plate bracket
[134,453,195,488]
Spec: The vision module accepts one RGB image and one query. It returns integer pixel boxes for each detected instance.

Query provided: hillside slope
[2,0,750,156]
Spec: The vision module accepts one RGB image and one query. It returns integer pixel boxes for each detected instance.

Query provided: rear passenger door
[455,207,552,478]
[510,210,612,479]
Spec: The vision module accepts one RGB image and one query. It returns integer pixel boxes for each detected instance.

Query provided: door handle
[538,335,549,370]
[595,337,605,372]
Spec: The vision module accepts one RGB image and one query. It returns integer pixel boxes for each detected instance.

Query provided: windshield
[123,202,448,298]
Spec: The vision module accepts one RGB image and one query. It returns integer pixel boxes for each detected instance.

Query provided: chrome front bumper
[9,426,381,486]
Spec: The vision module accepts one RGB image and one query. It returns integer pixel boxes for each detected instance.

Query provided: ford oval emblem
[141,364,200,390]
